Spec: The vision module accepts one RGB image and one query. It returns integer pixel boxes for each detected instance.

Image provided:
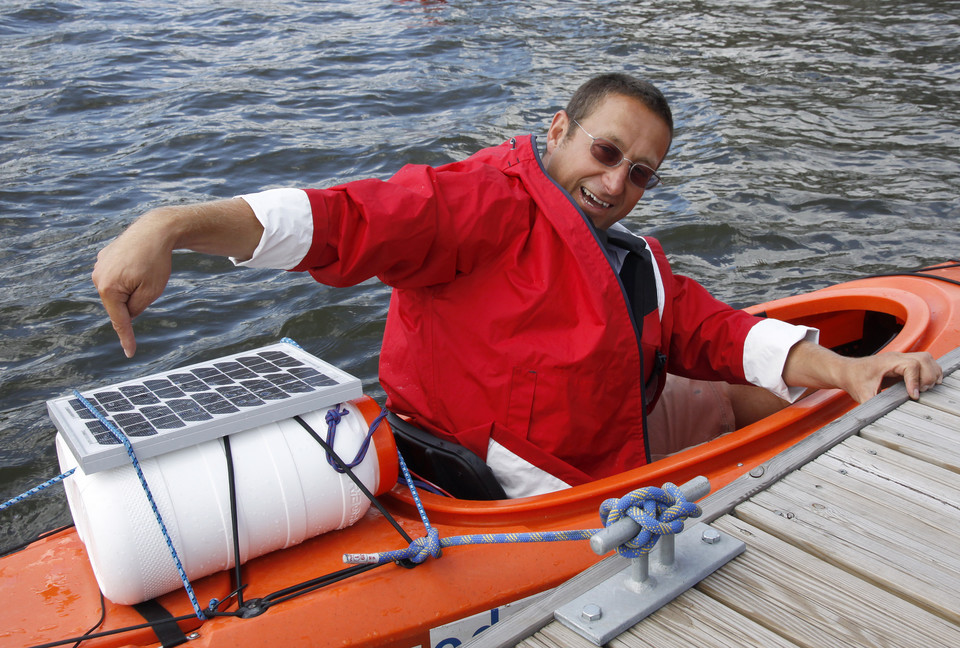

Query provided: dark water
[2,0,958,548]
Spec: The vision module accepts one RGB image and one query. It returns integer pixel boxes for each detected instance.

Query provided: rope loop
[323,405,388,473]
[598,482,701,558]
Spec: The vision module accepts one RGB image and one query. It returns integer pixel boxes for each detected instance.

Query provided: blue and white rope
[343,526,600,565]
[397,447,437,550]
[72,390,207,620]
[343,462,701,566]
[0,468,76,512]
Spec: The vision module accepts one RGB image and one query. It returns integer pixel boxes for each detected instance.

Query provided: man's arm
[782,339,943,402]
[91,198,264,358]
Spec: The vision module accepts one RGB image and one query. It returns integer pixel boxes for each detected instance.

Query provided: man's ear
[544,110,570,156]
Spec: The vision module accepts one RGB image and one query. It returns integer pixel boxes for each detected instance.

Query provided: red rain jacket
[294,135,761,485]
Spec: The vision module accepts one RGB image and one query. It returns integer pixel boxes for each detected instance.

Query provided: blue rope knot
[323,405,388,474]
[598,483,701,558]
[407,527,442,564]
[325,405,347,427]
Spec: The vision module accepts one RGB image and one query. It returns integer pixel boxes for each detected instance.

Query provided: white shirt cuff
[232,188,314,270]
[743,318,820,402]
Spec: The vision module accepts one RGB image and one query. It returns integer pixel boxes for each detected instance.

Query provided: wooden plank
[857,383,960,472]
[735,481,960,624]
[939,375,960,400]
[822,435,960,510]
[527,622,602,648]
[516,634,562,648]
[863,414,960,453]
[918,386,960,417]
[883,402,960,439]
[466,346,960,648]
[698,387,907,525]
[943,373,960,391]
[775,468,960,573]
[938,344,960,374]
[515,635,555,648]
[860,418,960,473]
[610,588,801,648]
[797,455,960,558]
[704,516,960,647]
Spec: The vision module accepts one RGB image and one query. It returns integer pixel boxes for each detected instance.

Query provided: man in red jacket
[92,74,941,497]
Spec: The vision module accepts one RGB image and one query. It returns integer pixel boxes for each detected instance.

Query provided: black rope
[261,563,380,607]
[27,613,198,648]
[222,436,246,608]
[205,411,411,617]
[865,270,960,288]
[1,523,75,558]
[293,414,413,545]
[69,590,106,648]
[854,261,960,287]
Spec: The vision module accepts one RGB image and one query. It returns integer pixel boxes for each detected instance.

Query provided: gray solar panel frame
[47,342,362,474]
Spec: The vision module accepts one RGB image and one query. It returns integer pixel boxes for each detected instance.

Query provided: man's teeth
[581,187,611,208]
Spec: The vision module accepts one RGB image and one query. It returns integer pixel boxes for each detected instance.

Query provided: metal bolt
[749,465,765,478]
[581,603,603,622]
[774,510,795,519]
[187,633,200,640]
[701,528,721,544]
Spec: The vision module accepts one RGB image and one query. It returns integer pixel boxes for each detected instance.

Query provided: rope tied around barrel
[322,404,388,473]
[598,483,701,558]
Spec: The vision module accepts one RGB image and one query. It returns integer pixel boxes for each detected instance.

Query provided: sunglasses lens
[590,140,622,167]
[630,166,658,189]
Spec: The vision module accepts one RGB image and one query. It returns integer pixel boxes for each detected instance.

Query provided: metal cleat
[555,477,745,645]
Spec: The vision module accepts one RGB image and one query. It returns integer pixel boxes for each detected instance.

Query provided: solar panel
[48,341,363,474]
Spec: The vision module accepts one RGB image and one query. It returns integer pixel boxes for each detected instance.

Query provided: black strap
[222,436,246,608]
[601,228,664,464]
[132,600,189,647]
[606,230,666,393]
[605,228,659,322]
[386,412,506,500]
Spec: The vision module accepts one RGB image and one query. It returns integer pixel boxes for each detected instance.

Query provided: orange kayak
[3,261,960,648]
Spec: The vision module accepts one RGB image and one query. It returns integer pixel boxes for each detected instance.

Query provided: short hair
[564,73,674,141]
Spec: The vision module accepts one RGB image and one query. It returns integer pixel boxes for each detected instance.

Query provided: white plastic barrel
[56,397,398,605]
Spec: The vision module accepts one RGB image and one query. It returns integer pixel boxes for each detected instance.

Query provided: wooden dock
[469,346,960,648]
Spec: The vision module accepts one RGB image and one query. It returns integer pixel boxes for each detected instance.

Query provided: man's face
[542,93,672,230]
